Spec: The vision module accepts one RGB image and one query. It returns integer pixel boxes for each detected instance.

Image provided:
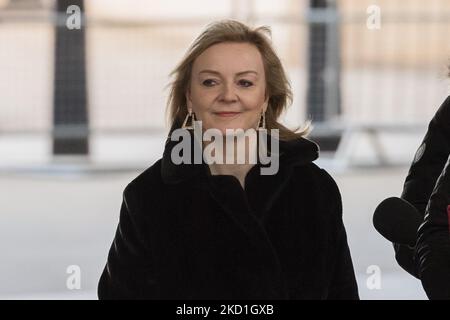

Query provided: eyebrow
[198,69,258,76]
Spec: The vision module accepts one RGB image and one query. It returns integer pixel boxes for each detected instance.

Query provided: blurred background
[0,0,449,299]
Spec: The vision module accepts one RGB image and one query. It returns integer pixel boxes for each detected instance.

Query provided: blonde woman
[98,19,358,300]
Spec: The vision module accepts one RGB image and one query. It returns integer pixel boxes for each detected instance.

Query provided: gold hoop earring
[182,109,196,130]
[257,111,266,130]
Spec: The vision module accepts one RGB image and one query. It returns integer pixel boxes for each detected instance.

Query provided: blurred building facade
[0,0,449,166]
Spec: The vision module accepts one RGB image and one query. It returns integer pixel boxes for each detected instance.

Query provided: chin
[219,125,250,135]
[200,120,255,135]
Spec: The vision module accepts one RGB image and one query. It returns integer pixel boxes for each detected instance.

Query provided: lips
[214,112,242,117]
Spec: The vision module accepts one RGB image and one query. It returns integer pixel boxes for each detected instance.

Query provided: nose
[219,82,238,103]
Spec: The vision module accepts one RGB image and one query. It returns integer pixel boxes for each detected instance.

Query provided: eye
[202,79,217,87]
[239,80,253,87]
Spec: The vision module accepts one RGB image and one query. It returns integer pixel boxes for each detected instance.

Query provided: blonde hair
[164,19,311,141]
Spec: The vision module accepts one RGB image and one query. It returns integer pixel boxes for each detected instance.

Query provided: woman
[98,19,359,300]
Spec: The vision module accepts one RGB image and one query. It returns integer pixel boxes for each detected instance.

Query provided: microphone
[373,197,423,247]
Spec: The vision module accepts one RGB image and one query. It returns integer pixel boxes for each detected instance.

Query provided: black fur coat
[98,130,359,300]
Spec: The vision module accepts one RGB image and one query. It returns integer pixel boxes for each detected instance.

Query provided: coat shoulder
[293,162,340,193]
[292,163,343,219]
[122,158,164,202]
[434,95,450,126]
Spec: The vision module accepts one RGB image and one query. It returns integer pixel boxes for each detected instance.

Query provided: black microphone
[373,197,423,247]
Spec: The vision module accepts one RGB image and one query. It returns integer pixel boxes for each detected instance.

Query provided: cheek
[243,97,264,115]
[191,88,213,113]
[241,106,263,126]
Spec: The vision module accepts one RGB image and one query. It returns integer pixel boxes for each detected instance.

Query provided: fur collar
[161,122,319,185]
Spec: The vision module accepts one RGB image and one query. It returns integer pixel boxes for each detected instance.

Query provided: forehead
[192,42,264,75]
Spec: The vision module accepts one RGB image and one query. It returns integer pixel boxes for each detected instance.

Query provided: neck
[208,162,255,190]
[203,135,258,189]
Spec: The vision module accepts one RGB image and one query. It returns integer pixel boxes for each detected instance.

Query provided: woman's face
[186,42,268,135]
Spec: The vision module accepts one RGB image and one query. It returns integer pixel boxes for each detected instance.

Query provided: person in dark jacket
[416,153,450,299]
[97,19,359,300]
[412,95,450,300]
[395,96,450,278]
